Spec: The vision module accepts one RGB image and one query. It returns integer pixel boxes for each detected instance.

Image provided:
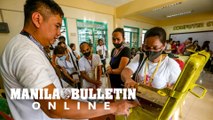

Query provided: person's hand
[93,80,102,87]
[124,78,137,88]
[106,66,113,74]
[111,100,139,116]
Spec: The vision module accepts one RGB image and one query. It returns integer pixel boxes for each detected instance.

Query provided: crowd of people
[130,37,213,73]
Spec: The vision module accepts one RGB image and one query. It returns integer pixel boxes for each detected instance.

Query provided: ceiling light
[166,11,192,18]
[153,2,182,11]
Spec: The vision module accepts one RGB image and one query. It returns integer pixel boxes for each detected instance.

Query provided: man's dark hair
[58,41,66,46]
[144,27,166,44]
[98,39,103,43]
[188,37,193,41]
[70,43,75,48]
[53,46,66,55]
[24,0,64,26]
[58,36,66,42]
[113,28,125,38]
[79,42,90,49]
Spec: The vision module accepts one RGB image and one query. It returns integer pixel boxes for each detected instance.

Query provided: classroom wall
[116,18,154,47]
[61,6,114,55]
[0,0,24,56]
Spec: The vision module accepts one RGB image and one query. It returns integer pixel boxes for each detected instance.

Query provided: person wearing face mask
[54,46,79,88]
[57,41,81,87]
[78,42,102,89]
[121,27,181,89]
[107,28,131,88]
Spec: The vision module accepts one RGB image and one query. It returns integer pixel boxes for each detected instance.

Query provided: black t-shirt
[109,47,131,88]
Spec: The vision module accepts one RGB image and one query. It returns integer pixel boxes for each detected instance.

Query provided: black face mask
[83,51,91,57]
[113,43,123,48]
[145,50,162,61]
[49,45,54,50]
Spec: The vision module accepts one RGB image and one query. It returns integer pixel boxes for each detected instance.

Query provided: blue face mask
[59,55,66,61]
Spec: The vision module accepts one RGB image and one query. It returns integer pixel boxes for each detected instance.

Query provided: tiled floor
[179,71,213,120]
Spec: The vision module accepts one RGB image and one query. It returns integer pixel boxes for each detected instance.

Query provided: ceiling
[141,0,213,20]
[89,0,213,25]
[89,0,134,7]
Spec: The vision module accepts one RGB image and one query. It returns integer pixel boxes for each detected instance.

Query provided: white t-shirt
[96,45,107,60]
[79,54,102,88]
[0,34,62,120]
[126,54,181,89]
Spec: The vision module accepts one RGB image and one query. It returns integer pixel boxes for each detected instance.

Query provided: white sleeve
[15,51,53,88]
[78,58,85,71]
[168,59,181,84]
[126,54,140,73]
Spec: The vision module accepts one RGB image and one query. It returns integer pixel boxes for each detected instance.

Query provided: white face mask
[59,55,66,61]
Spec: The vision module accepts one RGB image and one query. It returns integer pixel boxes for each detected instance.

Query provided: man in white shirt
[96,39,108,73]
[0,0,137,119]
[79,42,102,88]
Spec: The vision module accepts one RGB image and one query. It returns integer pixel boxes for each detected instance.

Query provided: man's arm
[61,67,78,83]
[97,65,102,82]
[36,83,137,119]
[80,71,101,86]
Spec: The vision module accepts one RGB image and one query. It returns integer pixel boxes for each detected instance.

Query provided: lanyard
[69,51,79,71]
[112,45,124,57]
[144,55,162,86]
[20,31,63,88]
[20,31,51,62]
[111,46,124,65]
[86,55,93,69]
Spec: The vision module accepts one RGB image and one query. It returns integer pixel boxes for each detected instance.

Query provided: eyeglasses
[143,45,163,51]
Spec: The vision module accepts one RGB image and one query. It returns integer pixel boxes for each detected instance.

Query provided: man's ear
[31,12,43,28]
